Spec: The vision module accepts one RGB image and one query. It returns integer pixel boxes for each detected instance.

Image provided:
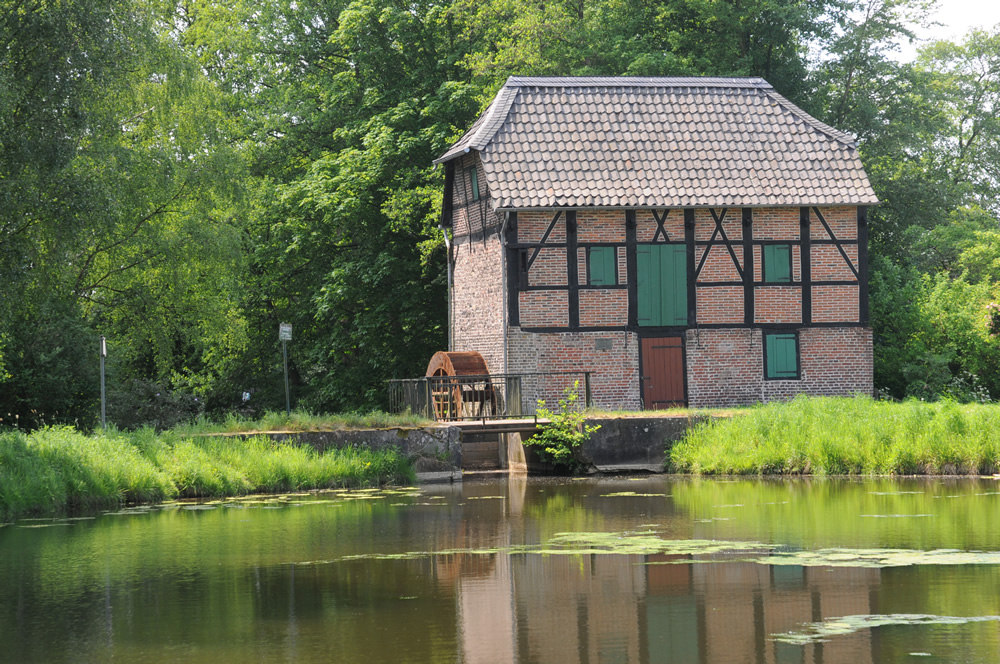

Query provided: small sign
[279,323,292,341]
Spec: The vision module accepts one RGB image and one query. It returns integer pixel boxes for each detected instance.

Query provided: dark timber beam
[743,208,753,326]
[858,206,869,325]
[685,208,696,325]
[626,210,637,327]
[506,211,520,327]
[567,211,579,328]
[800,207,812,325]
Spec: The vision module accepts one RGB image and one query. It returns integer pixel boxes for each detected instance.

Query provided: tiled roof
[436,76,878,209]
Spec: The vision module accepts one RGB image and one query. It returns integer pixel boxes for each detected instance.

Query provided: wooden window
[588,246,616,285]
[466,167,480,201]
[637,244,687,326]
[763,244,792,283]
[765,332,799,380]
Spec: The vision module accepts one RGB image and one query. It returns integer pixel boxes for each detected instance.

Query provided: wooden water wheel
[425,351,499,420]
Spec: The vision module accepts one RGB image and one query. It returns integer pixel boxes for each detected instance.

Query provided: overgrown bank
[670,396,1000,475]
[0,427,414,520]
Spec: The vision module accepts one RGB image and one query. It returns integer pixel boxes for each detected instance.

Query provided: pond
[3,476,1000,663]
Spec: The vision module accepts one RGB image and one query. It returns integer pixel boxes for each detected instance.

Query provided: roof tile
[443,76,878,208]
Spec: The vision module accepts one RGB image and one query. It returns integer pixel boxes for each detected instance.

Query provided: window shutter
[638,244,687,326]
[766,333,798,379]
[764,244,791,283]
[665,245,687,325]
[589,247,615,286]
[637,245,653,325]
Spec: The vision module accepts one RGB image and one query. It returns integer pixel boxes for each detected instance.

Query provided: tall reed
[172,409,432,436]
[0,426,414,520]
[670,396,1000,475]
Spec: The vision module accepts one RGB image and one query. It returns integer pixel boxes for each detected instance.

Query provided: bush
[524,382,600,472]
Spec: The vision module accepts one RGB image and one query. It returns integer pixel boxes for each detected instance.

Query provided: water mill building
[435,76,877,409]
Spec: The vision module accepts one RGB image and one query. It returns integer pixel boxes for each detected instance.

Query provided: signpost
[279,323,292,416]
[100,336,107,429]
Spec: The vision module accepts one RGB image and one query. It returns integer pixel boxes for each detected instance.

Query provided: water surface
[3,476,1000,663]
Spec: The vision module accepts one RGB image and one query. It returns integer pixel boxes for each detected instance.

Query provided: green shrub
[524,382,600,472]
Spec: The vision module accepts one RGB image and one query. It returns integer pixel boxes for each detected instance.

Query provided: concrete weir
[455,414,704,476]
[257,414,703,481]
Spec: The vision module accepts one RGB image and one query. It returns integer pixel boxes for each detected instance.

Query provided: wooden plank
[641,336,685,408]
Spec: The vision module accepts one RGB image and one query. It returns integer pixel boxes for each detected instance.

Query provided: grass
[669,395,1000,475]
[0,426,415,520]
[171,409,433,436]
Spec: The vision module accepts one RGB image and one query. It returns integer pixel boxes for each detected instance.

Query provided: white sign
[279,323,292,341]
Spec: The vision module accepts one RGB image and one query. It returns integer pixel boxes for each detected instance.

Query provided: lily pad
[773,614,1000,645]
[601,492,668,498]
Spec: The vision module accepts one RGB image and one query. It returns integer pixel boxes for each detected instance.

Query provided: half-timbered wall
[489,205,871,408]
[508,206,864,331]
[450,153,493,241]
[447,191,871,407]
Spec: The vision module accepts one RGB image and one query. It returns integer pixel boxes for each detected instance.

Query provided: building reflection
[453,478,883,664]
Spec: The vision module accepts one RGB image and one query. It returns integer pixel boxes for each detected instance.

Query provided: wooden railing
[388,372,592,422]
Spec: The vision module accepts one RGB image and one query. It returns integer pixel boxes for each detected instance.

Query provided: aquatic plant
[669,395,1000,475]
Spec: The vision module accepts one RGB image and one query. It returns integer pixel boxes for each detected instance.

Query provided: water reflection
[3,477,1000,663]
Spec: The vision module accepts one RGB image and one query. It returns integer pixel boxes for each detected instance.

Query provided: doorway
[640,336,686,409]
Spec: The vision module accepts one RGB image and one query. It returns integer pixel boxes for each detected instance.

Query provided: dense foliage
[3,0,1000,428]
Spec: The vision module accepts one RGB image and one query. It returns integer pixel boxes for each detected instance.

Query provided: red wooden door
[641,337,685,409]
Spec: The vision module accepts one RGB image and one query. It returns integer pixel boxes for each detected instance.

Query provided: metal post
[584,372,592,408]
[100,336,107,429]
[279,323,292,416]
[282,338,290,416]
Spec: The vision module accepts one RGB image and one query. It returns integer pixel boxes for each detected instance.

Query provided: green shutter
[766,333,798,379]
[637,245,654,325]
[638,244,687,326]
[665,244,687,325]
[589,247,615,286]
[764,244,791,282]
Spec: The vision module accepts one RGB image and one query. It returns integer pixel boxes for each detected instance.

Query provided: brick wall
[686,327,873,406]
[813,285,860,323]
[580,289,628,327]
[452,232,505,374]
[636,209,684,242]
[519,290,569,328]
[754,287,803,324]
[696,245,744,281]
[507,329,641,410]
[696,286,744,324]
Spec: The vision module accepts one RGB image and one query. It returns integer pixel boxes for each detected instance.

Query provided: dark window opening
[467,167,480,201]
